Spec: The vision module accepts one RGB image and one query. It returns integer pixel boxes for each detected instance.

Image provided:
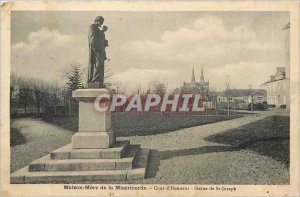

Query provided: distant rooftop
[223,89,267,97]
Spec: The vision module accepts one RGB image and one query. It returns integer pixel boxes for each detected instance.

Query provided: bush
[248,103,265,111]
[10,127,26,146]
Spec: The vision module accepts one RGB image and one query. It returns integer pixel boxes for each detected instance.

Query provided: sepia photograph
[1,1,299,196]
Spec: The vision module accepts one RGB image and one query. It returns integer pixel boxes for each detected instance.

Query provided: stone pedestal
[72,89,115,149]
[87,82,102,89]
[72,131,115,149]
[10,88,150,183]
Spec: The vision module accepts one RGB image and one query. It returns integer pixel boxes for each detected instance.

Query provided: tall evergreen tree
[65,65,83,91]
[64,64,83,117]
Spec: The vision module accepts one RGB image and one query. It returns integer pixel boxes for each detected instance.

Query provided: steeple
[191,67,196,83]
[200,67,204,82]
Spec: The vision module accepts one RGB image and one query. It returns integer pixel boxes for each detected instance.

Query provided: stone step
[50,140,130,160]
[29,144,140,172]
[127,148,151,180]
[11,148,151,183]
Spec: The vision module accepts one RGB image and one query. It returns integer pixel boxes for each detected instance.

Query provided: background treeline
[10,64,83,118]
[12,62,211,118]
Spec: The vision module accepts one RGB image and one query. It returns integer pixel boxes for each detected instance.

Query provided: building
[261,22,290,108]
[217,89,267,110]
[175,67,210,99]
[218,89,267,103]
[262,67,289,108]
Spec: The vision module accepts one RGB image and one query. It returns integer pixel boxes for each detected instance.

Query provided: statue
[87,16,109,87]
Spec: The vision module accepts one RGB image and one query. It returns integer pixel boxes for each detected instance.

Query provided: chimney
[270,75,275,81]
[276,67,285,74]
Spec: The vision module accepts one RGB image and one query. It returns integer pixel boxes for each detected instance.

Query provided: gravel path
[118,110,289,184]
[10,109,289,184]
[10,118,74,173]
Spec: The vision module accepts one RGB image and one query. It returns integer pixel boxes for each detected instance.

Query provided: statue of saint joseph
[87,16,108,87]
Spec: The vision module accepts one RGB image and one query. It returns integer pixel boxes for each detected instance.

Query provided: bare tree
[226,82,230,116]
[148,80,167,98]
[114,81,127,95]
[249,85,254,113]
[10,73,19,115]
[18,79,33,115]
[147,80,167,115]
[10,74,64,117]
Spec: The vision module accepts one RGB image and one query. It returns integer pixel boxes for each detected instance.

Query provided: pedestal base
[72,130,115,149]
[87,82,103,89]
[11,141,151,183]
[10,88,151,183]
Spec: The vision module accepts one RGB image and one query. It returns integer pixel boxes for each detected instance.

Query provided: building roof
[263,77,286,84]
[223,89,267,97]
[282,22,290,31]
[262,67,286,84]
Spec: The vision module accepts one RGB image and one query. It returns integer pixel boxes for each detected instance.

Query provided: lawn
[42,111,241,137]
[205,116,290,166]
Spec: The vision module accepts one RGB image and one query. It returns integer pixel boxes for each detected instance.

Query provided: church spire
[200,67,204,82]
[191,67,196,83]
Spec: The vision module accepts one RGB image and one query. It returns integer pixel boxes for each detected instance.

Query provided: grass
[205,116,290,165]
[42,111,241,137]
[112,112,240,136]
[10,127,26,146]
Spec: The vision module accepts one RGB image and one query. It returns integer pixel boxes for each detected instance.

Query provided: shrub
[10,127,26,146]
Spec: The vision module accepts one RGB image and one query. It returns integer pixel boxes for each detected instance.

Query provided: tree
[33,82,42,116]
[64,64,83,117]
[147,81,167,115]
[10,74,17,101]
[226,82,230,116]
[114,81,127,95]
[65,64,83,91]
[103,66,114,89]
[148,81,167,97]
[10,74,19,115]
[10,74,64,117]
[18,83,32,115]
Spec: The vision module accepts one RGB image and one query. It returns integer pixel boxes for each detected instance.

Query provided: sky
[11,11,289,92]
